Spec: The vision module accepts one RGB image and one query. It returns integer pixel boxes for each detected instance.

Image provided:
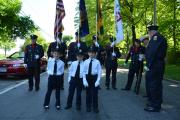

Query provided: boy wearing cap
[83,46,102,113]
[44,49,64,110]
[24,34,44,91]
[65,52,84,111]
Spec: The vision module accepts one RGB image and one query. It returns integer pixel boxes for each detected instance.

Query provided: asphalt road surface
[0,69,179,120]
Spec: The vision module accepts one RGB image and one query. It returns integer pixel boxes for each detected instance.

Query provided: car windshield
[8,52,24,59]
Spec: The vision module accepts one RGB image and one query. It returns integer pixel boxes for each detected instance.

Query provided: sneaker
[65,105,72,110]
[44,105,49,110]
[93,108,99,113]
[56,106,61,110]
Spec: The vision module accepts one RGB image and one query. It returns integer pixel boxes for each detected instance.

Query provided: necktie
[88,59,92,75]
[53,60,57,75]
[75,61,80,77]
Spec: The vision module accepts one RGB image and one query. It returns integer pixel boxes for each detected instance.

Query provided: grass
[118,59,180,81]
[0,54,6,60]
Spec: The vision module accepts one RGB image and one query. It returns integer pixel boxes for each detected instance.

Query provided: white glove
[77,42,80,48]
[144,66,149,71]
[139,54,144,61]
[68,77,71,83]
[35,55,39,59]
[95,42,99,47]
[95,80,100,87]
[112,52,116,57]
[110,42,115,47]
[83,79,89,87]
[24,64,27,68]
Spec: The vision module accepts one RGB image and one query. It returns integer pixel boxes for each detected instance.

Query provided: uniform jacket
[24,43,44,67]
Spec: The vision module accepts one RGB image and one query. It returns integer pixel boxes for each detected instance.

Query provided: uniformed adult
[144,25,167,112]
[24,35,44,91]
[47,33,67,90]
[67,32,88,64]
[105,37,121,90]
[121,39,145,91]
[92,35,105,65]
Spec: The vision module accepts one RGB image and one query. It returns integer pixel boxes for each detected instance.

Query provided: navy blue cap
[30,34,38,40]
[134,39,141,44]
[88,46,97,52]
[147,25,159,31]
[92,35,99,40]
[75,32,82,37]
[76,51,84,56]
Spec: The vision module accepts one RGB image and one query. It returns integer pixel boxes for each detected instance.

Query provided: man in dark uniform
[92,35,105,65]
[47,33,67,90]
[67,32,88,64]
[24,34,44,91]
[121,39,145,91]
[105,37,121,90]
[144,25,167,112]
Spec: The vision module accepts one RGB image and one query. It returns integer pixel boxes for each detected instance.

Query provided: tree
[0,39,16,57]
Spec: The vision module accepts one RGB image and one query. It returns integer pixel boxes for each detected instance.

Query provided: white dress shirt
[68,60,84,82]
[83,58,102,86]
[47,57,64,76]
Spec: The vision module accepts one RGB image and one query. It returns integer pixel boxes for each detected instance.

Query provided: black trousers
[105,66,117,87]
[145,63,164,109]
[44,75,62,106]
[28,67,40,89]
[86,75,98,109]
[125,63,140,90]
[67,77,83,107]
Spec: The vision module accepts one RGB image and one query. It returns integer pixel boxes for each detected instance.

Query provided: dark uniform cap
[58,32,63,38]
[52,47,63,54]
[76,51,84,56]
[88,46,97,52]
[75,31,82,37]
[134,39,141,44]
[92,35,99,40]
[30,34,38,39]
[147,25,159,31]
[110,36,116,42]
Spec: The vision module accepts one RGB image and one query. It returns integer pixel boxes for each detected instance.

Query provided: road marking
[0,81,27,95]
[0,72,47,95]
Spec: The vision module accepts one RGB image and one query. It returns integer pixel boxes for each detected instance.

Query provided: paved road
[0,69,179,120]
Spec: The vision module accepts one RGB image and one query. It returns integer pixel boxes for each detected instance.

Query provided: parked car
[0,52,47,77]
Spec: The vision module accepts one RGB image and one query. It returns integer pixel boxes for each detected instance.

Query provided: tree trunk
[130,2,136,43]
[173,0,177,50]
[4,46,7,57]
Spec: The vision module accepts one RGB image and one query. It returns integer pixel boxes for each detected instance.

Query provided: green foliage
[165,64,180,81]
[62,35,73,44]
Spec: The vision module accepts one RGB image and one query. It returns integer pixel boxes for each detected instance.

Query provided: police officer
[24,34,44,91]
[105,37,121,90]
[121,39,145,91]
[92,35,105,65]
[67,32,88,64]
[144,25,167,112]
[47,33,67,90]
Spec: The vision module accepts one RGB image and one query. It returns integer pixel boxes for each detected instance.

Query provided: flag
[54,0,65,40]
[79,0,89,37]
[114,0,124,43]
[96,0,104,35]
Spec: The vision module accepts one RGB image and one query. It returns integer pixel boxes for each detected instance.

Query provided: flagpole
[78,0,80,48]
[55,0,59,49]
[96,0,98,43]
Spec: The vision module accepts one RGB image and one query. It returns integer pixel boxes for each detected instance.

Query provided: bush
[167,49,180,65]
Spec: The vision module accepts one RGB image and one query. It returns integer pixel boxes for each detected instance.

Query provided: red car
[0,52,47,77]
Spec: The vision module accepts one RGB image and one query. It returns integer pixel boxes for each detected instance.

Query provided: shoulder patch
[153,36,157,41]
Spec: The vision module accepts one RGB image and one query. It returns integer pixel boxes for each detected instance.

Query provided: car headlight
[13,64,27,67]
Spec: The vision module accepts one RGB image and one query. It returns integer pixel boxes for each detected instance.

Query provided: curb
[164,78,180,84]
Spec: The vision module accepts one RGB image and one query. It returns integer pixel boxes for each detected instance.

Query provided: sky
[1,0,77,55]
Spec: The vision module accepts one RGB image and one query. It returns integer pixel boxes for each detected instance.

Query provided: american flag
[54,0,65,40]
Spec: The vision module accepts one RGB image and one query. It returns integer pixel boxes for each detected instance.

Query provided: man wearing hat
[67,32,88,64]
[47,32,67,90]
[144,25,167,112]
[24,34,44,91]
[121,39,145,91]
[92,35,105,65]
[105,37,121,90]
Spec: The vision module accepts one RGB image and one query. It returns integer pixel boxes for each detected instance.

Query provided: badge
[79,49,82,52]
[153,36,157,41]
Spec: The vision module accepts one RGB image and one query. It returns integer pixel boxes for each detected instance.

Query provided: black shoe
[93,108,99,113]
[112,87,117,90]
[60,87,64,90]
[29,88,33,91]
[144,106,160,112]
[76,106,81,111]
[106,86,110,90]
[121,88,130,91]
[35,87,39,91]
[86,108,91,112]
[65,105,72,110]
[56,106,61,110]
[44,105,49,110]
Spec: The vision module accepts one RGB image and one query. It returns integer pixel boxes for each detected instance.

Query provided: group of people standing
[24,25,167,113]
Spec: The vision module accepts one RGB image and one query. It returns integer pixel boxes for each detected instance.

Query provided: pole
[153,0,157,25]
